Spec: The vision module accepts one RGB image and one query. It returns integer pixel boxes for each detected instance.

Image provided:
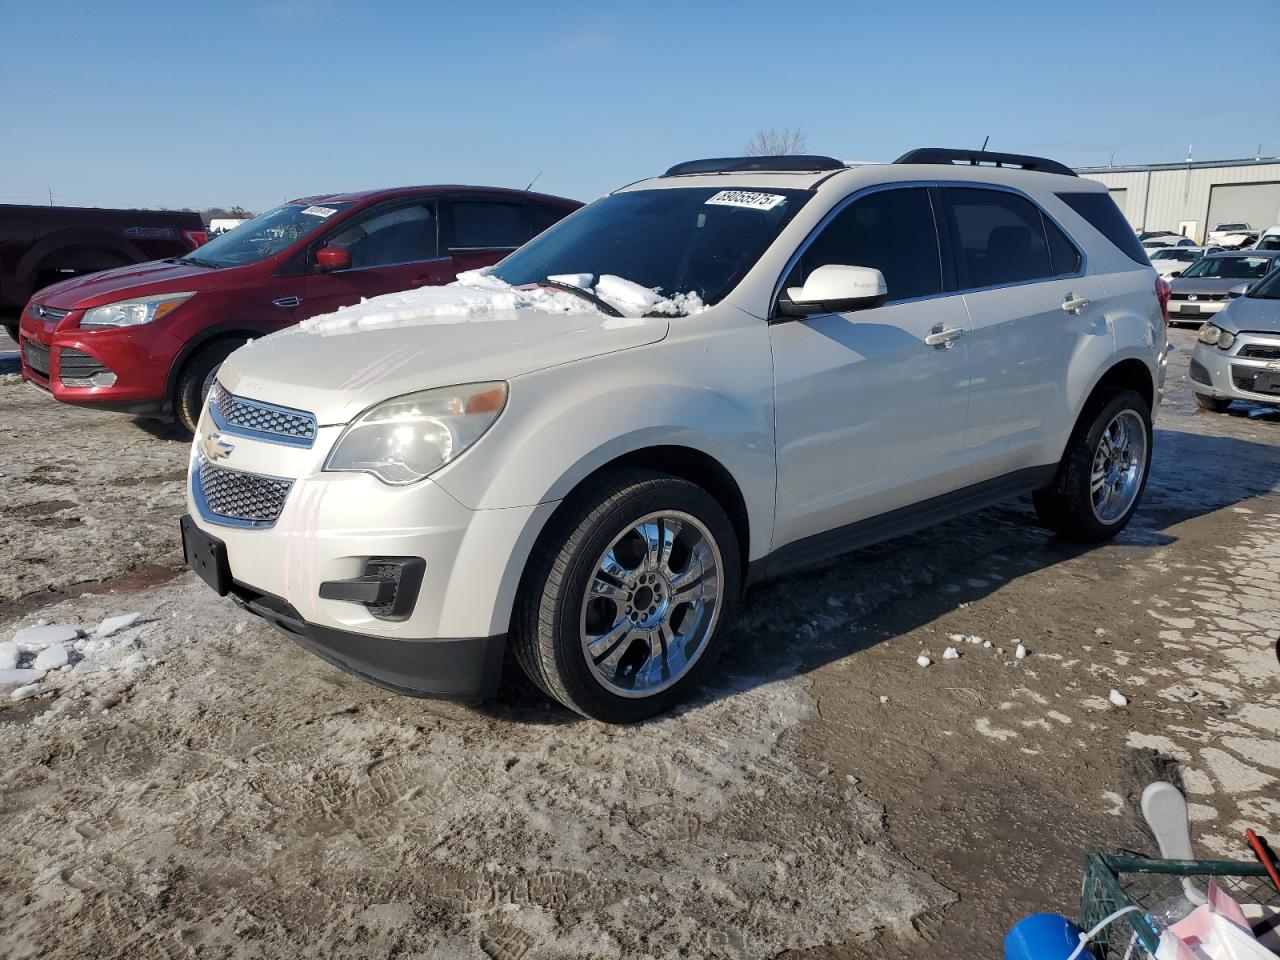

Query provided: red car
[18,185,580,431]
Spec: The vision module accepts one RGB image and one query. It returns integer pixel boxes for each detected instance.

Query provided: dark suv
[19,185,580,431]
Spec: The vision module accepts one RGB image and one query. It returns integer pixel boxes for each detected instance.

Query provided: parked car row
[16,186,580,430]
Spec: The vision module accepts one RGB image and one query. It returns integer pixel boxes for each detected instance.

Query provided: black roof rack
[894,148,1077,178]
[663,155,846,177]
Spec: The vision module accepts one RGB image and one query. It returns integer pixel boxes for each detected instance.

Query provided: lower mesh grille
[196,460,293,525]
[22,340,50,376]
[58,348,111,384]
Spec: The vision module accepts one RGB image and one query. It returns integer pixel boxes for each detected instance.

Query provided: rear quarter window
[1056,192,1149,266]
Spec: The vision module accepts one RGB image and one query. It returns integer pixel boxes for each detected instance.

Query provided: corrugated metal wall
[1079,163,1280,240]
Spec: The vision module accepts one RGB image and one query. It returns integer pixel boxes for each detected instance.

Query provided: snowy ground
[0,327,1277,958]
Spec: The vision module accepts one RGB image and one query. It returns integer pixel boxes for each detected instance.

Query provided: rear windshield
[491,187,812,308]
[1180,256,1272,279]
[190,202,354,267]
[1058,193,1148,265]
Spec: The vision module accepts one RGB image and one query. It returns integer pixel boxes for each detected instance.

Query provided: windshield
[1152,249,1197,261]
[1180,256,1273,279]
[1258,235,1280,251]
[1215,223,1248,232]
[1248,268,1280,300]
[490,187,812,310]
[190,202,353,267]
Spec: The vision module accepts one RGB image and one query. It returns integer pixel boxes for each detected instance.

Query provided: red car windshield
[189,202,353,267]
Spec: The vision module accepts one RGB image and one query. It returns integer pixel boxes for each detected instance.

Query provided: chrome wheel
[1090,410,1148,524]
[580,510,723,698]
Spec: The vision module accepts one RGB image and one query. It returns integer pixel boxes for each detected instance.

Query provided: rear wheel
[1193,393,1232,413]
[174,340,241,433]
[513,468,740,723]
[1033,388,1152,542]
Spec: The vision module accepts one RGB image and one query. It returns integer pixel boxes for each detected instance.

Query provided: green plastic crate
[1080,852,1279,958]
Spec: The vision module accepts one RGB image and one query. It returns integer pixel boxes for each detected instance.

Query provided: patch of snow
[0,667,47,690]
[94,612,141,638]
[1015,643,1028,660]
[0,641,17,670]
[975,718,1017,741]
[942,647,960,660]
[12,624,78,651]
[11,682,52,701]
[879,696,889,704]
[33,645,69,671]
[916,654,932,667]
[1108,689,1128,708]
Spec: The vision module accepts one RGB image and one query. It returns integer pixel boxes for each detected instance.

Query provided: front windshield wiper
[536,278,624,318]
[178,255,222,269]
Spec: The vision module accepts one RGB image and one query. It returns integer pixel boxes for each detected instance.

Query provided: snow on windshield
[298,269,705,334]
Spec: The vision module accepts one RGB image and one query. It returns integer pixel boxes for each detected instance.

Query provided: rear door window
[785,186,943,302]
[528,202,573,236]
[451,201,530,249]
[941,188,1064,288]
[1057,192,1149,265]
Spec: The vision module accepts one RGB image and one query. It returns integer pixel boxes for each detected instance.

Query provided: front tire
[1033,387,1152,542]
[174,340,241,434]
[512,468,740,723]
[1193,393,1232,413]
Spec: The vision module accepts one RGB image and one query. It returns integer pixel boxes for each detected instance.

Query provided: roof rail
[663,155,846,177]
[894,148,1077,178]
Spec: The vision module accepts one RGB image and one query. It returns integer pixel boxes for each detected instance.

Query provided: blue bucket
[1004,913,1088,960]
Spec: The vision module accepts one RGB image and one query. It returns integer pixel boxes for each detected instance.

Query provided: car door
[938,186,1107,479]
[770,185,973,551]
[300,198,450,319]
[443,198,534,274]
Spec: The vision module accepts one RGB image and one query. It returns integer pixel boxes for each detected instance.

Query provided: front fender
[432,321,776,561]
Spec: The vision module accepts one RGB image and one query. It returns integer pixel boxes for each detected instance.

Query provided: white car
[1141,235,1198,251]
[1148,246,1223,278]
[181,148,1167,722]
[1207,222,1257,248]
[1256,226,1280,251]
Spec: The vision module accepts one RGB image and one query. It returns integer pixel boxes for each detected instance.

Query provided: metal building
[1075,157,1280,243]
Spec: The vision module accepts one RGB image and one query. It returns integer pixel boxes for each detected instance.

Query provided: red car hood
[35,259,243,310]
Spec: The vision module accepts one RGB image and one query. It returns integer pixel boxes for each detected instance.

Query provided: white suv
[182,148,1168,722]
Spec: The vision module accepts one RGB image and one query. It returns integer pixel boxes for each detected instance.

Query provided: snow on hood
[221,271,679,425]
[298,269,704,335]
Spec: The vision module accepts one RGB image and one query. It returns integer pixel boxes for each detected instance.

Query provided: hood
[220,308,670,425]
[36,259,241,310]
[1213,294,1280,335]
[1168,276,1247,295]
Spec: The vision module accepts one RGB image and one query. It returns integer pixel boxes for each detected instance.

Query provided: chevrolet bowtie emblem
[201,432,234,462]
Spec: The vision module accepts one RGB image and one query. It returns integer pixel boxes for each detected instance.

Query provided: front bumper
[1167,298,1227,323]
[220,562,506,699]
[1189,332,1280,405]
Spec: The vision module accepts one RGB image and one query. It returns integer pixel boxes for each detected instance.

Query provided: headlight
[1197,323,1222,345]
[325,382,508,485]
[81,292,194,328]
[1216,329,1235,350]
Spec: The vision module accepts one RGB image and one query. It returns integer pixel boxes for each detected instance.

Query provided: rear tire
[174,340,241,433]
[1193,393,1232,413]
[1033,387,1152,542]
[512,468,740,723]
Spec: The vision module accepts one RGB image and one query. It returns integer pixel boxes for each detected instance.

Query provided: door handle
[1062,293,1091,315]
[924,325,965,348]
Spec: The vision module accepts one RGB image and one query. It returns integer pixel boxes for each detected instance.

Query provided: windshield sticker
[301,205,338,218]
[705,190,786,211]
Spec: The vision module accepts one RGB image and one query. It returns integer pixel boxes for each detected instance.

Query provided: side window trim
[938,183,1088,295]
[769,180,947,318]
[301,196,444,273]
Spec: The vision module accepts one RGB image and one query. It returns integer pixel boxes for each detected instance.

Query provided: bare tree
[744,128,807,156]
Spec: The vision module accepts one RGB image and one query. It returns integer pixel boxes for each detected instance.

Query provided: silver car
[1189,265,1280,411]
[1167,251,1280,326]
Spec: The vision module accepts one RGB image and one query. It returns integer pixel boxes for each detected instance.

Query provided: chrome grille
[196,460,293,525]
[1169,293,1227,302]
[208,382,317,446]
[31,304,70,321]
[22,340,50,376]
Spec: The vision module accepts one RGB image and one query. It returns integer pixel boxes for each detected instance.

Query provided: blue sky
[2,0,1277,212]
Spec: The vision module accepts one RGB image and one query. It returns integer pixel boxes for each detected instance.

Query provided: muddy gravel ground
[1,327,1277,959]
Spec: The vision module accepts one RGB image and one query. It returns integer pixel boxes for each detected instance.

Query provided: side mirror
[1227,283,1250,299]
[778,264,888,317]
[316,246,352,272]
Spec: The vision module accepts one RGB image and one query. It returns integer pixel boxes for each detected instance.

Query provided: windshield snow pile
[299,269,704,334]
